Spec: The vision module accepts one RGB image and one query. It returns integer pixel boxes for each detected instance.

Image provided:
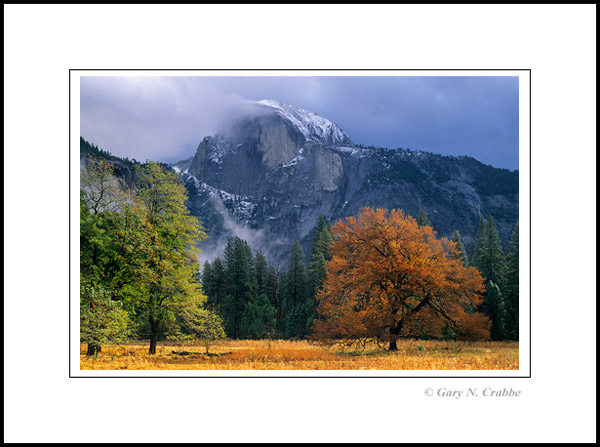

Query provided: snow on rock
[207,138,227,164]
[256,99,351,146]
[332,146,370,158]
[193,180,258,221]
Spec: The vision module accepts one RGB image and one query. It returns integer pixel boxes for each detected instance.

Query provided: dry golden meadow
[80,339,519,370]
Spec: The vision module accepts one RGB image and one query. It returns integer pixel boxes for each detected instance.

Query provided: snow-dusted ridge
[256,99,351,146]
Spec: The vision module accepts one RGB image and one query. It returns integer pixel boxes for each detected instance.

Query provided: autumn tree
[313,208,490,350]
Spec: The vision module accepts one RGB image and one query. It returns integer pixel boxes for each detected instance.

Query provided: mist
[197,195,288,269]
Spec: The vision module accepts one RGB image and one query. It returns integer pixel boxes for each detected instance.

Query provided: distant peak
[255,99,352,146]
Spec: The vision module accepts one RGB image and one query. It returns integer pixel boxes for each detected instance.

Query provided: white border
[6,4,596,444]
[70,69,530,378]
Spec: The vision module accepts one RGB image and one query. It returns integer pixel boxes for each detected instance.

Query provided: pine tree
[210,257,226,308]
[309,215,333,261]
[284,302,312,339]
[240,294,276,339]
[308,253,327,297]
[201,261,214,302]
[281,240,310,338]
[283,240,309,312]
[277,272,288,335]
[416,207,432,227]
[470,215,509,340]
[222,237,256,339]
[485,281,508,341]
[470,216,487,268]
[307,216,334,325]
[254,251,269,298]
[471,215,506,288]
[505,221,519,340]
[450,230,469,266]
[265,265,280,324]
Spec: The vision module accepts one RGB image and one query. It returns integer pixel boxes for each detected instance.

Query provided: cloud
[80,77,260,163]
[80,75,519,169]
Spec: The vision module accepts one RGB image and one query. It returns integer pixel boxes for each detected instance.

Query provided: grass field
[80,339,519,370]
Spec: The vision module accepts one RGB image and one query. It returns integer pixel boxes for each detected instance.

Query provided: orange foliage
[312,208,490,348]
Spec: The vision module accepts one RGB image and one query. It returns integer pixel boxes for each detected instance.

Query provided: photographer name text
[424,387,521,398]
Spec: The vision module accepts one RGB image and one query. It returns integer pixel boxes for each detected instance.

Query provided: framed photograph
[70,69,530,378]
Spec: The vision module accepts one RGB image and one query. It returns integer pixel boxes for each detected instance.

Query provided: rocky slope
[174,100,519,266]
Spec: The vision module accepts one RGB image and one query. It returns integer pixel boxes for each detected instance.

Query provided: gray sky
[80,75,519,170]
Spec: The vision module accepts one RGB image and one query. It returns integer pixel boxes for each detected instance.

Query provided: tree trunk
[149,333,158,355]
[87,343,101,356]
[388,321,403,351]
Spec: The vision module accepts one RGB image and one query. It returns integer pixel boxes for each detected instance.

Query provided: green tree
[80,158,139,291]
[280,240,310,338]
[471,215,506,289]
[450,230,469,266]
[308,253,328,298]
[210,257,226,308]
[265,265,280,327]
[416,207,432,227]
[504,221,519,340]
[310,216,333,261]
[241,294,277,339]
[306,216,334,333]
[470,215,509,340]
[80,157,144,344]
[180,305,226,354]
[484,281,508,341]
[284,302,313,339]
[308,216,333,295]
[222,237,256,339]
[201,261,214,300]
[254,251,269,298]
[80,282,131,356]
[134,162,208,354]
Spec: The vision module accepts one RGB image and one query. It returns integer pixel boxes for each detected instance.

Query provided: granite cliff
[173,100,519,266]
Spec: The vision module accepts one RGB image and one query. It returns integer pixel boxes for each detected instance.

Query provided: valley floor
[80,339,519,370]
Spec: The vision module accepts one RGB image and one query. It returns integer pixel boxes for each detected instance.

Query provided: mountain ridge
[80,100,518,267]
[171,100,518,265]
